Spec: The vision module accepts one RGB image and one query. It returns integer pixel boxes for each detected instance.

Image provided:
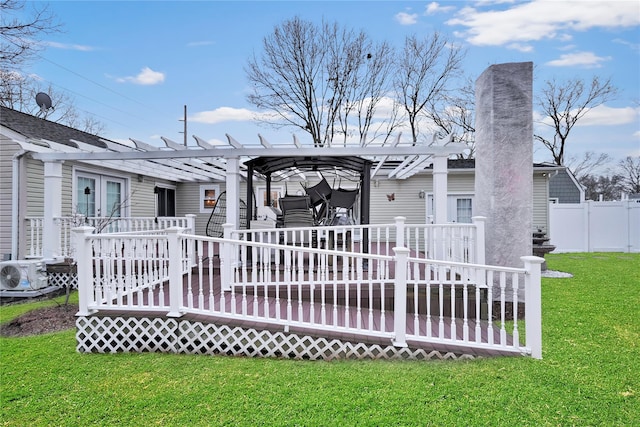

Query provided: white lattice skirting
[47,272,78,289]
[76,316,475,361]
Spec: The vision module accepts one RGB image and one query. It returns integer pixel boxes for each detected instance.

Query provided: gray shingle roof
[1,105,108,149]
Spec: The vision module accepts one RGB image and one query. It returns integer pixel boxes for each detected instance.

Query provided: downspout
[547,170,558,240]
[11,150,27,260]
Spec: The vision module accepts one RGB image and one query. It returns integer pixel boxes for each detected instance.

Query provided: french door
[76,173,126,219]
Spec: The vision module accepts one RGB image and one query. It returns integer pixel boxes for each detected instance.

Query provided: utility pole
[179,105,187,146]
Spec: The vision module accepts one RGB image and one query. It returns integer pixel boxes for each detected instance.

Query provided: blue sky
[21,1,640,167]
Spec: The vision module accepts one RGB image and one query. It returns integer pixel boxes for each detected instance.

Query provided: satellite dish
[35,92,53,114]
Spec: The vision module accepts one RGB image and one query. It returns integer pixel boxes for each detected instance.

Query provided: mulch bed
[0,304,78,337]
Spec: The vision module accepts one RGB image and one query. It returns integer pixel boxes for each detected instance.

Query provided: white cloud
[116,67,165,85]
[190,107,278,124]
[536,105,639,128]
[447,1,640,46]
[42,41,95,51]
[613,38,640,52]
[546,51,611,68]
[506,42,534,52]
[395,12,418,26]
[576,105,640,127]
[425,2,455,15]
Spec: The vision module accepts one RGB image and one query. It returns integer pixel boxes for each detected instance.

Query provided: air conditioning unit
[0,260,48,291]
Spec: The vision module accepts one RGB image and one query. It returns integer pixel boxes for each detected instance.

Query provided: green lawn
[1,253,638,426]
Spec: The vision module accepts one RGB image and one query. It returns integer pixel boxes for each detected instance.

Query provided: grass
[1,253,638,426]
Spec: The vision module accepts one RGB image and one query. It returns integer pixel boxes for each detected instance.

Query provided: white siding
[176,181,227,235]
[25,156,45,217]
[130,179,161,217]
[0,139,20,258]
[533,173,549,234]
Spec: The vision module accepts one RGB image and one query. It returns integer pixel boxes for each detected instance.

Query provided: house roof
[1,106,108,149]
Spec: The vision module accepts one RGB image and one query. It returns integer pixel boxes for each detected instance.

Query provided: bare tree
[0,0,61,70]
[1,72,105,134]
[246,17,396,147]
[566,151,611,181]
[534,76,617,166]
[618,156,640,195]
[394,33,465,144]
[427,76,475,158]
[1,1,104,134]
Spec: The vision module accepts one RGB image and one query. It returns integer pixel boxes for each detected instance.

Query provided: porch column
[43,160,63,260]
[432,153,448,224]
[226,156,240,228]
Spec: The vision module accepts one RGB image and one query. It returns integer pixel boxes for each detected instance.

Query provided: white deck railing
[24,215,196,259]
[73,220,543,358]
[236,216,486,264]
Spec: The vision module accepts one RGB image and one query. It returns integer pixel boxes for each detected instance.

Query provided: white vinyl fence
[549,200,640,253]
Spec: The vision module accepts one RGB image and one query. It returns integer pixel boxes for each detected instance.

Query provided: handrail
[73,224,543,358]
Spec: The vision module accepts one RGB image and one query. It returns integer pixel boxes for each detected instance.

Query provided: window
[155,187,176,217]
[455,198,473,223]
[258,186,284,209]
[77,176,96,217]
[427,194,474,223]
[199,185,220,213]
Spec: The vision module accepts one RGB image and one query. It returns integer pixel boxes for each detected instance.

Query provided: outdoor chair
[278,195,316,246]
[302,176,332,224]
[325,187,359,226]
[205,191,248,238]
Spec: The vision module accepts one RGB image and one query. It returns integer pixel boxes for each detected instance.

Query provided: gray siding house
[549,168,584,203]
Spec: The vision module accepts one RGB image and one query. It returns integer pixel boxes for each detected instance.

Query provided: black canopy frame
[244,155,372,250]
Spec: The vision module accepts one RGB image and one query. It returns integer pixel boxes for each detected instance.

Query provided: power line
[37,53,161,113]
[1,34,165,130]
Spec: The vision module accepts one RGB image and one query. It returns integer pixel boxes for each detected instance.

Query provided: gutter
[11,150,27,260]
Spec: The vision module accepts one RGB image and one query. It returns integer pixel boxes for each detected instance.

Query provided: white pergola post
[43,160,63,260]
[432,154,448,224]
[225,156,240,228]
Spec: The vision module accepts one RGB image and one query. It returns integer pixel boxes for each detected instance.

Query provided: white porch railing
[236,216,486,264]
[73,220,543,359]
[24,215,196,259]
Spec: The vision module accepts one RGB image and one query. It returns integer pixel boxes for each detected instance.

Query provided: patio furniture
[325,187,359,226]
[205,191,248,238]
[302,176,332,224]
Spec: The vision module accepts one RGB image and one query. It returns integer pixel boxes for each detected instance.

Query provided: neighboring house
[1,106,562,260]
[549,167,584,203]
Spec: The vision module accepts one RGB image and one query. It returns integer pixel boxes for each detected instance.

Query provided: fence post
[521,255,544,359]
[184,214,197,266]
[166,227,184,317]
[392,247,410,348]
[185,214,196,234]
[472,216,486,265]
[221,223,235,291]
[394,216,406,248]
[73,226,96,316]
